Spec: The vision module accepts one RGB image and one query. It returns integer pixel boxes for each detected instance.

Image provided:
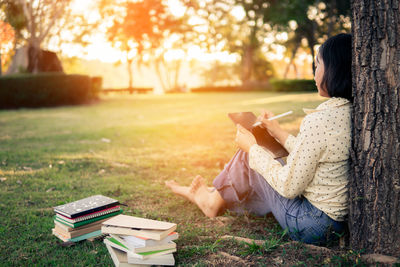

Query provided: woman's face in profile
[315,53,330,98]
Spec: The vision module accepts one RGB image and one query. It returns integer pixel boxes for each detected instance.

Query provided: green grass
[0,92,362,265]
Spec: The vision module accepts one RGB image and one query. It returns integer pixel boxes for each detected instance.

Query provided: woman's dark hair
[318,33,352,101]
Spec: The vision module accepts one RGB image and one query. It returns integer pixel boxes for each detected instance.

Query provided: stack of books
[102,214,178,266]
[52,195,123,243]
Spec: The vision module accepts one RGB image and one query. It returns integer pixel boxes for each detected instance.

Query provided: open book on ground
[228,112,289,158]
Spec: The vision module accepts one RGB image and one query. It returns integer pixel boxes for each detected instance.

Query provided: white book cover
[127,252,175,266]
[110,234,176,253]
[122,232,179,247]
[102,215,176,231]
[104,242,150,267]
[104,238,176,260]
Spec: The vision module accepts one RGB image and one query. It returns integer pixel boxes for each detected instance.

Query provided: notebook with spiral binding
[55,209,123,228]
[54,195,119,218]
[56,205,121,223]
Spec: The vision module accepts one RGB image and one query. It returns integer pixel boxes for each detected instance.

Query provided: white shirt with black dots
[249,97,352,221]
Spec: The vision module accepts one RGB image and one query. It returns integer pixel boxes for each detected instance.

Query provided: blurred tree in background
[101,0,189,91]
[1,0,98,73]
[0,0,352,87]
[267,0,351,75]
[188,0,350,84]
[0,20,14,74]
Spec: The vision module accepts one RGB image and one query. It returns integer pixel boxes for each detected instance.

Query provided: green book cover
[69,230,102,242]
[108,237,129,249]
[108,237,174,255]
[55,209,123,228]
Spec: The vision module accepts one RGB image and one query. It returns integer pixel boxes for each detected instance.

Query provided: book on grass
[52,228,102,243]
[56,206,121,223]
[121,232,179,248]
[228,112,289,158]
[104,238,176,260]
[127,250,175,266]
[54,222,103,239]
[55,209,123,228]
[54,216,113,232]
[104,242,150,267]
[102,214,177,240]
[109,234,177,253]
[54,195,119,219]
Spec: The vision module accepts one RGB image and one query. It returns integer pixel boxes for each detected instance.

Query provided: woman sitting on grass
[166,33,352,245]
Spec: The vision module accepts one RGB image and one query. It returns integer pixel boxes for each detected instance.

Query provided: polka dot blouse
[249,97,352,221]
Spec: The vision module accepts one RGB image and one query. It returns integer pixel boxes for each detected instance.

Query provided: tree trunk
[350,0,400,257]
[27,40,41,73]
[127,58,133,90]
[241,45,254,86]
[0,49,2,75]
[306,21,317,76]
[173,60,181,90]
[154,58,167,92]
[327,0,337,38]
[283,42,300,79]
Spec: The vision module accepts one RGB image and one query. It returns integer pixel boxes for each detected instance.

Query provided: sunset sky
[2,0,314,89]
[61,0,314,65]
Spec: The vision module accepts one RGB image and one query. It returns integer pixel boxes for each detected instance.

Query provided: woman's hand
[235,124,257,153]
[257,109,282,138]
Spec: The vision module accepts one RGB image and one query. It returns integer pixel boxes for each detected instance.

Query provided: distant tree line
[1,0,350,90]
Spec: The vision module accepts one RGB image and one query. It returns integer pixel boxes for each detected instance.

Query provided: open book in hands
[228,112,289,159]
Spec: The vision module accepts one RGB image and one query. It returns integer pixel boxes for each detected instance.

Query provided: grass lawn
[0,92,363,266]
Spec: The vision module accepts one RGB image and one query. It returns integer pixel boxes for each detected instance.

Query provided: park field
[0,92,363,266]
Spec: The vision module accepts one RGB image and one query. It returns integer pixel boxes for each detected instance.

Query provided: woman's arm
[248,115,327,198]
[258,110,296,153]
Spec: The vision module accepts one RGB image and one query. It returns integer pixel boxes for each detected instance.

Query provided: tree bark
[306,21,317,76]
[350,0,400,256]
[127,58,133,90]
[27,40,41,73]
[283,42,300,79]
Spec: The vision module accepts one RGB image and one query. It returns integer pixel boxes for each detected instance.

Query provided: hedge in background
[0,73,100,108]
[191,80,316,93]
[191,85,243,92]
[269,79,317,92]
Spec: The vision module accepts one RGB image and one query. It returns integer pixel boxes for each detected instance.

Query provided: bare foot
[164,180,195,203]
[165,175,226,218]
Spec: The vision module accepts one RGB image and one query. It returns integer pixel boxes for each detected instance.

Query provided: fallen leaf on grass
[0,177,6,182]
[46,187,55,193]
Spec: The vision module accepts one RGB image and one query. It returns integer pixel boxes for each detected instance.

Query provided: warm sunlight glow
[167,0,186,17]
[164,49,185,61]
[55,0,303,88]
[231,5,246,21]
